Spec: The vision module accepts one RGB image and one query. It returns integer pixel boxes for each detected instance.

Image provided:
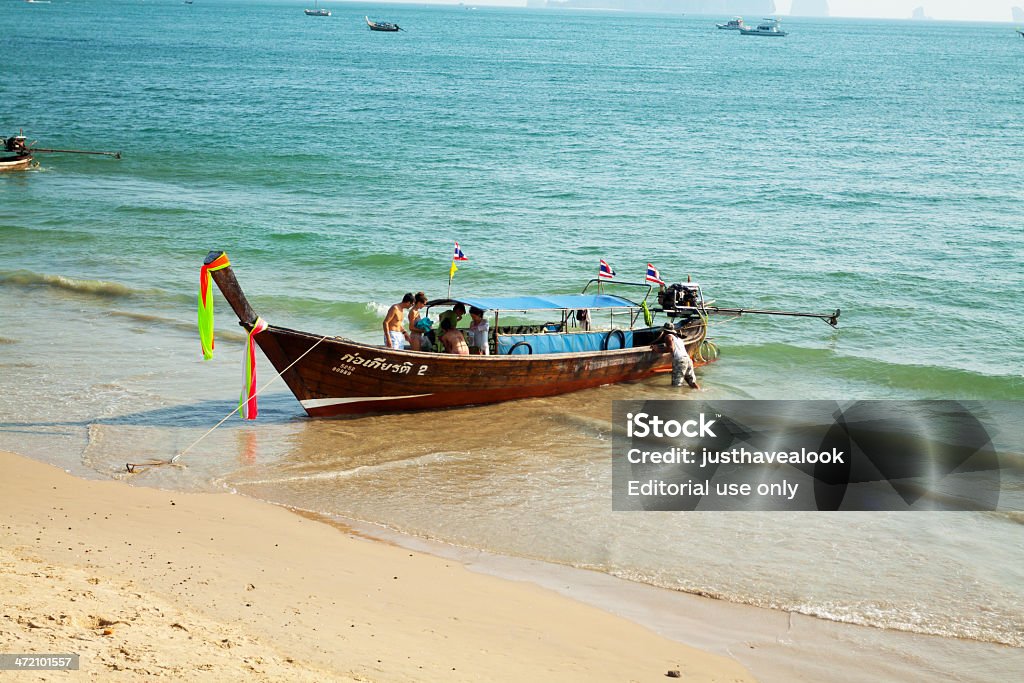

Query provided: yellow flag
[449,260,457,280]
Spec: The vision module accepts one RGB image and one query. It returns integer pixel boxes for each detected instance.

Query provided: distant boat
[0,154,34,172]
[1,135,34,172]
[304,1,330,17]
[717,17,745,30]
[740,18,788,37]
[366,16,401,32]
[1018,29,1024,38]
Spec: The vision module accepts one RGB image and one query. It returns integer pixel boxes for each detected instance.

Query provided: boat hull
[0,155,33,172]
[252,324,703,416]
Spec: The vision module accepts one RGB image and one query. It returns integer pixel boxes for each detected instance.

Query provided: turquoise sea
[2,1,1023,678]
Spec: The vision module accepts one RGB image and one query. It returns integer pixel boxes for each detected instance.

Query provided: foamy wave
[0,270,152,299]
[230,451,468,487]
[365,301,390,317]
[608,567,1023,648]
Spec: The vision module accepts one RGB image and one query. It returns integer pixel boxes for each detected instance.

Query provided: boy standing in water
[384,293,414,349]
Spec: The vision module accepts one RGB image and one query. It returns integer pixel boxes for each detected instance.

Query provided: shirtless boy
[384,293,415,349]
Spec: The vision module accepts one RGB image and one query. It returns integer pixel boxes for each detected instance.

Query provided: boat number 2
[417,365,428,375]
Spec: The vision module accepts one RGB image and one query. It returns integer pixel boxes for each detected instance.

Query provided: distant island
[1013,6,1024,22]
[911,6,933,21]
[529,0,778,14]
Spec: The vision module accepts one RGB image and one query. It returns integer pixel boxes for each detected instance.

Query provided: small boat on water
[1,131,121,171]
[0,135,34,172]
[202,251,839,417]
[0,154,34,172]
[740,18,788,37]
[304,2,330,17]
[1017,29,1024,38]
[717,17,745,30]
[366,16,401,32]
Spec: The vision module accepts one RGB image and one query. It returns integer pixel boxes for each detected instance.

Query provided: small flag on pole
[645,263,665,286]
[448,241,468,296]
[598,259,616,280]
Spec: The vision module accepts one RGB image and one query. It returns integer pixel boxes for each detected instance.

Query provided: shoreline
[3,449,1019,682]
[0,449,752,682]
[298,506,1022,683]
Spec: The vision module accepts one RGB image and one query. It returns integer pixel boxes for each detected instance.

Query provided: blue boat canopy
[426,294,638,312]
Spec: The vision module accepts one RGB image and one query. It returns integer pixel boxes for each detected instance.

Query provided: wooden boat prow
[205,251,707,417]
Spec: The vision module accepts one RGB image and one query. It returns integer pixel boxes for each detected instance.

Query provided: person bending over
[664,328,699,389]
[440,318,470,355]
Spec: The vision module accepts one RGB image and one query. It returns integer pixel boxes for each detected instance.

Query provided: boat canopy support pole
[705,306,841,328]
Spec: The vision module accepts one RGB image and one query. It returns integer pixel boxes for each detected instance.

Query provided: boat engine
[658,283,701,312]
[3,136,28,154]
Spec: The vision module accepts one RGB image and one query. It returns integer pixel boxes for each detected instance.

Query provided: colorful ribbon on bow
[239,317,268,420]
[198,253,231,360]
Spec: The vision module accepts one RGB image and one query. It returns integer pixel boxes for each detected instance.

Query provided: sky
[377,1,1020,22]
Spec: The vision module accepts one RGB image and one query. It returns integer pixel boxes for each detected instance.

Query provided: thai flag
[598,259,616,280]
[645,263,665,286]
[453,241,468,262]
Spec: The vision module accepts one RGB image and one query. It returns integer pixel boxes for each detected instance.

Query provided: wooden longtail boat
[2,132,121,168]
[366,16,401,32]
[0,154,34,172]
[206,251,710,417]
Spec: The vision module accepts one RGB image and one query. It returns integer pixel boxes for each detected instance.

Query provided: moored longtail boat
[1,134,34,172]
[205,251,710,417]
[2,131,121,169]
[366,16,401,32]
[0,154,34,172]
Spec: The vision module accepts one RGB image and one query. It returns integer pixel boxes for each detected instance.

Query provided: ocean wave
[608,567,1022,648]
[0,270,155,299]
[229,451,469,487]
[725,342,1024,400]
[107,310,248,342]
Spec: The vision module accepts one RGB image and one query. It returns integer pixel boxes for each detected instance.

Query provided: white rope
[167,334,330,465]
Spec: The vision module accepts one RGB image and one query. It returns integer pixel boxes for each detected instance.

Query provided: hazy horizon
[346,0,1023,23]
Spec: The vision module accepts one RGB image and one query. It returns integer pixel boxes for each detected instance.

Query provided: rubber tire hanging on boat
[507,341,533,355]
[603,329,626,351]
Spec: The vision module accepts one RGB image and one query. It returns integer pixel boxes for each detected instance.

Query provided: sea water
[1,0,1022,668]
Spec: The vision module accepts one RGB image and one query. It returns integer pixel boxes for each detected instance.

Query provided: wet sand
[0,450,752,682]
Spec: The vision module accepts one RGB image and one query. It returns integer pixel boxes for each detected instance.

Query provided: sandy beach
[0,449,754,681]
